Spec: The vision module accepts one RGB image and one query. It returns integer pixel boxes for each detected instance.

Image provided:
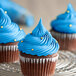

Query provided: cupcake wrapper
[0,45,18,51]
[19,54,58,63]
[0,45,19,63]
[51,31,76,51]
[20,54,58,76]
[51,31,76,39]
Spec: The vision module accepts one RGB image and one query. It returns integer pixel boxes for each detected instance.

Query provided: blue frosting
[0,0,34,26]
[18,18,59,56]
[51,3,76,33]
[0,8,26,43]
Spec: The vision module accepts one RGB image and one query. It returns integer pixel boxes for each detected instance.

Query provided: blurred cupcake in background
[50,3,76,51]
[0,8,26,63]
[18,18,59,76]
[0,0,34,26]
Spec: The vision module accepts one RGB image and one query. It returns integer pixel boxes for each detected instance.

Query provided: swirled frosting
[51,3,76,33]
[18,18,59,56]
[0,8,26,43]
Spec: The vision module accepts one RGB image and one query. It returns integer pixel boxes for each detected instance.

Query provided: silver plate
[0,51,76,76]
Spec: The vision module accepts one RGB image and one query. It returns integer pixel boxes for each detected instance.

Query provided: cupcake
[18,18,59,76]
[0,8,25,63]
[50,4,76,51]
[0,0,34,26]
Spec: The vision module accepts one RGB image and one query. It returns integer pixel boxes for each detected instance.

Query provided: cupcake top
[18,18,59,56]
[51,3,76,34]
[0,8,26,43]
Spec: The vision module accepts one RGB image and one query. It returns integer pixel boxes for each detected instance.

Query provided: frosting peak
[32,18,46,37]
[67,3,75,13]
[0,8,26,43]
[51,3,76,33]
[18,19,59,56]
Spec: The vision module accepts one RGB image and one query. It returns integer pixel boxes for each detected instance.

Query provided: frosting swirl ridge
[51,3,76,33]
[18,19,59,56]
[0,8,26,43]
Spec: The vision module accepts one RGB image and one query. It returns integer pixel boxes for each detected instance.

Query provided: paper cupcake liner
[20,54,58,76]
[51,30,76,39]
[0,45,19,63]
[51,30,76,51]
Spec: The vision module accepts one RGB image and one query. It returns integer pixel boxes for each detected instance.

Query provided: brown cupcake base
[50,30,76,51]
[20,51,58,76]
[0,42,19,63]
